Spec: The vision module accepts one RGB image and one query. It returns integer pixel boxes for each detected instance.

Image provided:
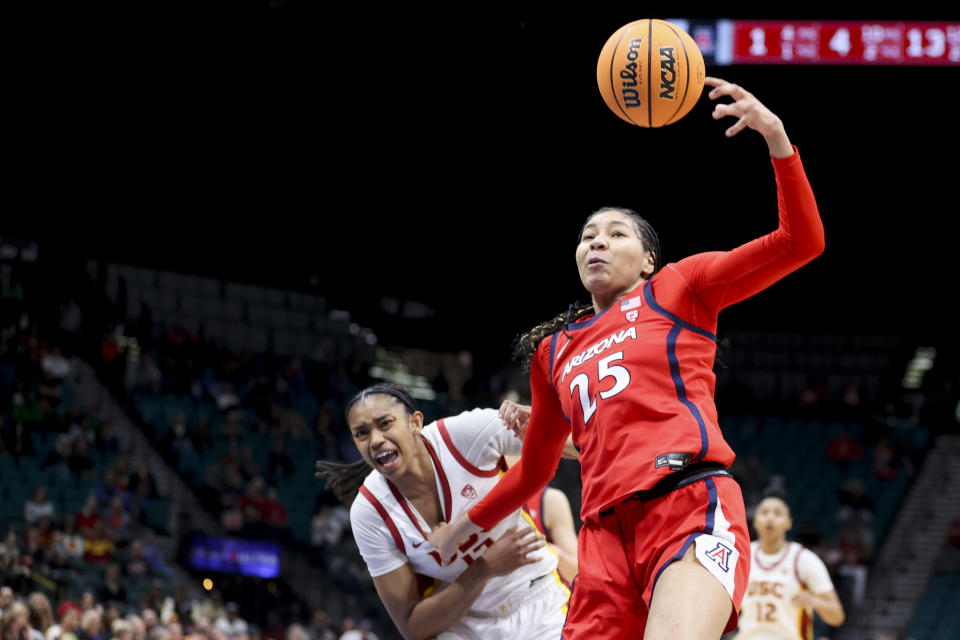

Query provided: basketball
[596,19,705,127]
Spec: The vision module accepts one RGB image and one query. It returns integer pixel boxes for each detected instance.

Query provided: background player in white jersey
[316,382,569,640]
[501,399,579,585]
[735,493,845,640]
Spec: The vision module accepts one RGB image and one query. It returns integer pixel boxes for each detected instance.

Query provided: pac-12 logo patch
[461,484,477,499]
[706,541,733,573]
[626,310,639,322]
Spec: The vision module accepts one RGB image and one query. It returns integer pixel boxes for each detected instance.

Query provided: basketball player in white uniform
[735,494,845,640]
[343,383,569,640]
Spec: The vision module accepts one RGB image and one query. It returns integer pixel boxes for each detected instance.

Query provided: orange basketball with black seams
[597,19,705,127]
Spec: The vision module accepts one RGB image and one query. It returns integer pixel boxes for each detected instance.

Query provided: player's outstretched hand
[479,526,545,577]
[499,400,532,439]
[705,76,793,158]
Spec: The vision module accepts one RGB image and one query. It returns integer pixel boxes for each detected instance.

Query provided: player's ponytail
[315,382,422,506]
[512,207,662,371]
[315,459,371,506]
[511,303,594,371]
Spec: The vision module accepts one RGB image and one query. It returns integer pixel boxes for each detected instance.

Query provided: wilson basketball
[597,19,705,127]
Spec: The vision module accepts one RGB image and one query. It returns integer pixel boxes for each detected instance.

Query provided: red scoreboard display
[669,19,960,65]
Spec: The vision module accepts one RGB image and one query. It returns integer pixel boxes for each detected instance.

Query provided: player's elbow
[822,605,845,627]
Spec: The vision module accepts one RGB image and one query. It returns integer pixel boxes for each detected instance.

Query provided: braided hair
[315,382,421,506]
[513,207,662,370]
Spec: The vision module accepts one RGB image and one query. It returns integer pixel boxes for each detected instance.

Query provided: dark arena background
[2,3,959,640]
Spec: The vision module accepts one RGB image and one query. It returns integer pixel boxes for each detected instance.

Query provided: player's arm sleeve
[468,342,570,530]
[440,407,523,465]
[798,548,836,595]
[678,147,826,312]
[350,495,409,577]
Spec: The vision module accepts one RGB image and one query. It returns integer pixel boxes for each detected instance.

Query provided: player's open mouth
[374,450,399,470]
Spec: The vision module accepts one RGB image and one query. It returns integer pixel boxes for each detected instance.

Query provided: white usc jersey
[736,541,835,640]
[350,408,560,616]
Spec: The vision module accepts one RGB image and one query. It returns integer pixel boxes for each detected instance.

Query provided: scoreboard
[668,19,960,65]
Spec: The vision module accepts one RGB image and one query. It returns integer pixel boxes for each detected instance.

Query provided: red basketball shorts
[562,475,750,639]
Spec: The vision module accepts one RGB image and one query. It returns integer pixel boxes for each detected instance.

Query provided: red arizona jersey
[470,148,824,529]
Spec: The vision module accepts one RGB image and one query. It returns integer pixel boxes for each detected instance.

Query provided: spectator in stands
[42,435,74,480]
[0,531,21,574]
[128,462,158,501]
[24,488,56,525]
[59,518,85,565]
[0,586,14,612]
[218,494,244,534]
[125,349,162,396]
[870,436,901,480]
[134,531,166,577]
[48,602,82,640]
[238,478,267,537]
[104,497,133,546]
[160,415,195,461]
[35,515,55,550]
[11,388,44,431]
[2,600,32,640]
[213,604,246,639]
[261,488,289,541]
[77,609,102,640]
[36,368,65,412]
[67,438,96,481]
[27,593,54,640]
[310,493,349,550]
[109,620,132,640]
[826,428,865,470]
[97,564,128,607]
[82,520,115,564]
[95,470,127,510]
[46,530,71,570]
[284,624,308,640]
[125,617,143,640]
[75,496,101,538]
[836,476,875,525]
[41,346,72,382]
[307,610,338,640]
[336,618,377,640]
[138,611,157,640]
[21,526,49,572]
[265,440,293,482]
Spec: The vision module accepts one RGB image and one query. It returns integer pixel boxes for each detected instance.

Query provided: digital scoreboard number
[668,19,960,66]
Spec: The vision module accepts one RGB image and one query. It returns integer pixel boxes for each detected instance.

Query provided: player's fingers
[712,102,740,120]
[708,81,750,102]
[726,116,750,137]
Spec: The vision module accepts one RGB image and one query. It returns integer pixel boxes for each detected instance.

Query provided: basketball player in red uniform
[428,77,826,640]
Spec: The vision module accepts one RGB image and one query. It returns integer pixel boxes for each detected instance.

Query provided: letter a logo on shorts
[461,484,477,499]
[706,541,733,573]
